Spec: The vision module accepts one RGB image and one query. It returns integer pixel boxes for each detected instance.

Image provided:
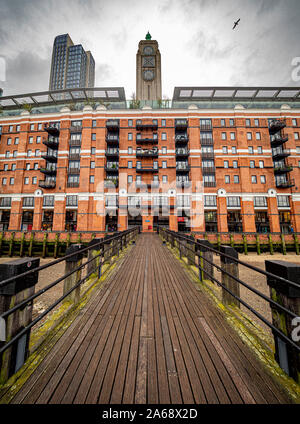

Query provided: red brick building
[0,85,300,237]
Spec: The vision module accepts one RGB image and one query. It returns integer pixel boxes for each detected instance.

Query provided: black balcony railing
[69,125,82,133]
[270,132,288,148]
[272,149,291,160]
[44,124,60,137]
[105,149,119,158]
[175,120,188,129]
[40,166,57,176]
[175,135,189,144]
[274,164,293,174]
[106,120,120,130]
[41,152,58,162]
[136,121,158,130]
[136,148,158,158]
[175,148,189,158]
[136,136,158,144]
[106,136,119,145]
[69,138,82,146]
[268,119,286,135]
[176,164,190,173]
[136,165,159,173]
[276,178,295,188]
[43,136,59,150]
[39,180,56,189]
[105,165,119,173]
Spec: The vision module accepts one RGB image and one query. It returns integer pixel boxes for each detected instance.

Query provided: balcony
[201,151,214,159]
[200,137,214,146]
[175,148,189,158]
[136,165,159,173]
[105,164,119,174]
[136,135,158,144]
[200,124,212,131]
[104,178,119,188]
[69,153,81,160]
[43,136,59,150]
[68,167,80,174]
[272,148,291,160]
[176,180,191,188]
[44,124,60,137]
[270,132,288,148]
[175,119,188,130]
[41,152,58,162]
[274,164,293,174]
[202,166,216,173]
[106,135,119,145]
[70,125,82,133]
[204,181,216,187]
[105,149,119,158]
[176,164,190,173]
[136,121,158,131]
[39,180,56,189]
[136,148,158,158]
[175,135,189,144]
[147,181,160,189]
[67,182,80,188]
[69,138,81,146]
[40,166,57,176]
[276,178,295,188]
[269,119,286,135]
[106,120,120,130]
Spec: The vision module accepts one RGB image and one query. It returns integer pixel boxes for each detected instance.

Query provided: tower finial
[145,31,152,40]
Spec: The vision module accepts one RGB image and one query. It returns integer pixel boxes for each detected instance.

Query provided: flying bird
[232,18,240,30]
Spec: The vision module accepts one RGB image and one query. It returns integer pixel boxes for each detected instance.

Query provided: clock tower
[136,32,162,101]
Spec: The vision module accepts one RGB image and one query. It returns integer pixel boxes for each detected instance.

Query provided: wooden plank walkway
[4,234,292,404]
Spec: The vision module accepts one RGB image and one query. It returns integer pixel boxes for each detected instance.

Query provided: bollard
[220,245,240,308]
[265,260,300,383]
[0,257,40,383]
[63,244,83,305]
[87,238,103,276]
[196,240,214,282]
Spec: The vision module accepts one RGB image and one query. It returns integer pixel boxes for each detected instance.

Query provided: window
[92,120,97,128]
[254,196,267,207]
[229,119,234,127]
[35,149,40,157]
[161,132,167,140]
[221,132,226,140]
[26,163,30,170]
[136,175,141,183]
[294,132,299,140]
[29,136,33,144]
[13,150,17,158]
[233,160,238,168]
[225,175,230,184]
[277,195,290,207]
[128,161,132,169]
[66,195,78,206]
[11,164,16,171]
[292,118,297,126]
[9,125,13,132]
[162,161,167,169]
[257,146,263,154]
[227,196,240,207]
[24,177,29,185]
[232,146,237,154]
[260,175,266,184]
[91,147,96,155]
[38,123,42,130]
[36,136,41,143]
[90,161,95,169]
[30,124,35,131]
[248,146,254,154]
[220,119,225,127]
[162,146,167,154]
[128,146,133,154]
[162,175,168,183]
[128,175,133,184]
[251,175,257,184]
[32,177,37,184]
[222,146,228,154]
[230,132,235,140]
[5,151,10,158]
[90,175,94,184]
[7,138,12,145]
[34,163,38,170]
[296,147,300,154]
[71,120,82,127]
[224,161,229,168]
[43,196,54,207]
[259,160,264,168]
[233,175,239,183]
[2,178,7,185]
[254,119,259,127]
[128,132,133,141]
[0,197,11,206]
[204,195,217,206]
[91,133,96,141]
[250,160,255,168]
[256,132,261,140]
[23,197,34,207]
[128,119,133,127]
[245,119,250,127]
[14,137,19,145]
[247,132,252,140]
[161,119,166,127]
[4,164,8,171]
[27,150,32,157]
[16,125,21,132]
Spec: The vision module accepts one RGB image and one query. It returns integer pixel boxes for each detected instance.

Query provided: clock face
[143,46,154,55]
[143,70,155,81]
[142,56,155,67]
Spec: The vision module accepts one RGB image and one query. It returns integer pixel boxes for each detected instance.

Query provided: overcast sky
[1,0,300,99]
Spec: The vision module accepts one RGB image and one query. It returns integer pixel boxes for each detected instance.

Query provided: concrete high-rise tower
[49,34,95,92]
[136,32,162,101]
